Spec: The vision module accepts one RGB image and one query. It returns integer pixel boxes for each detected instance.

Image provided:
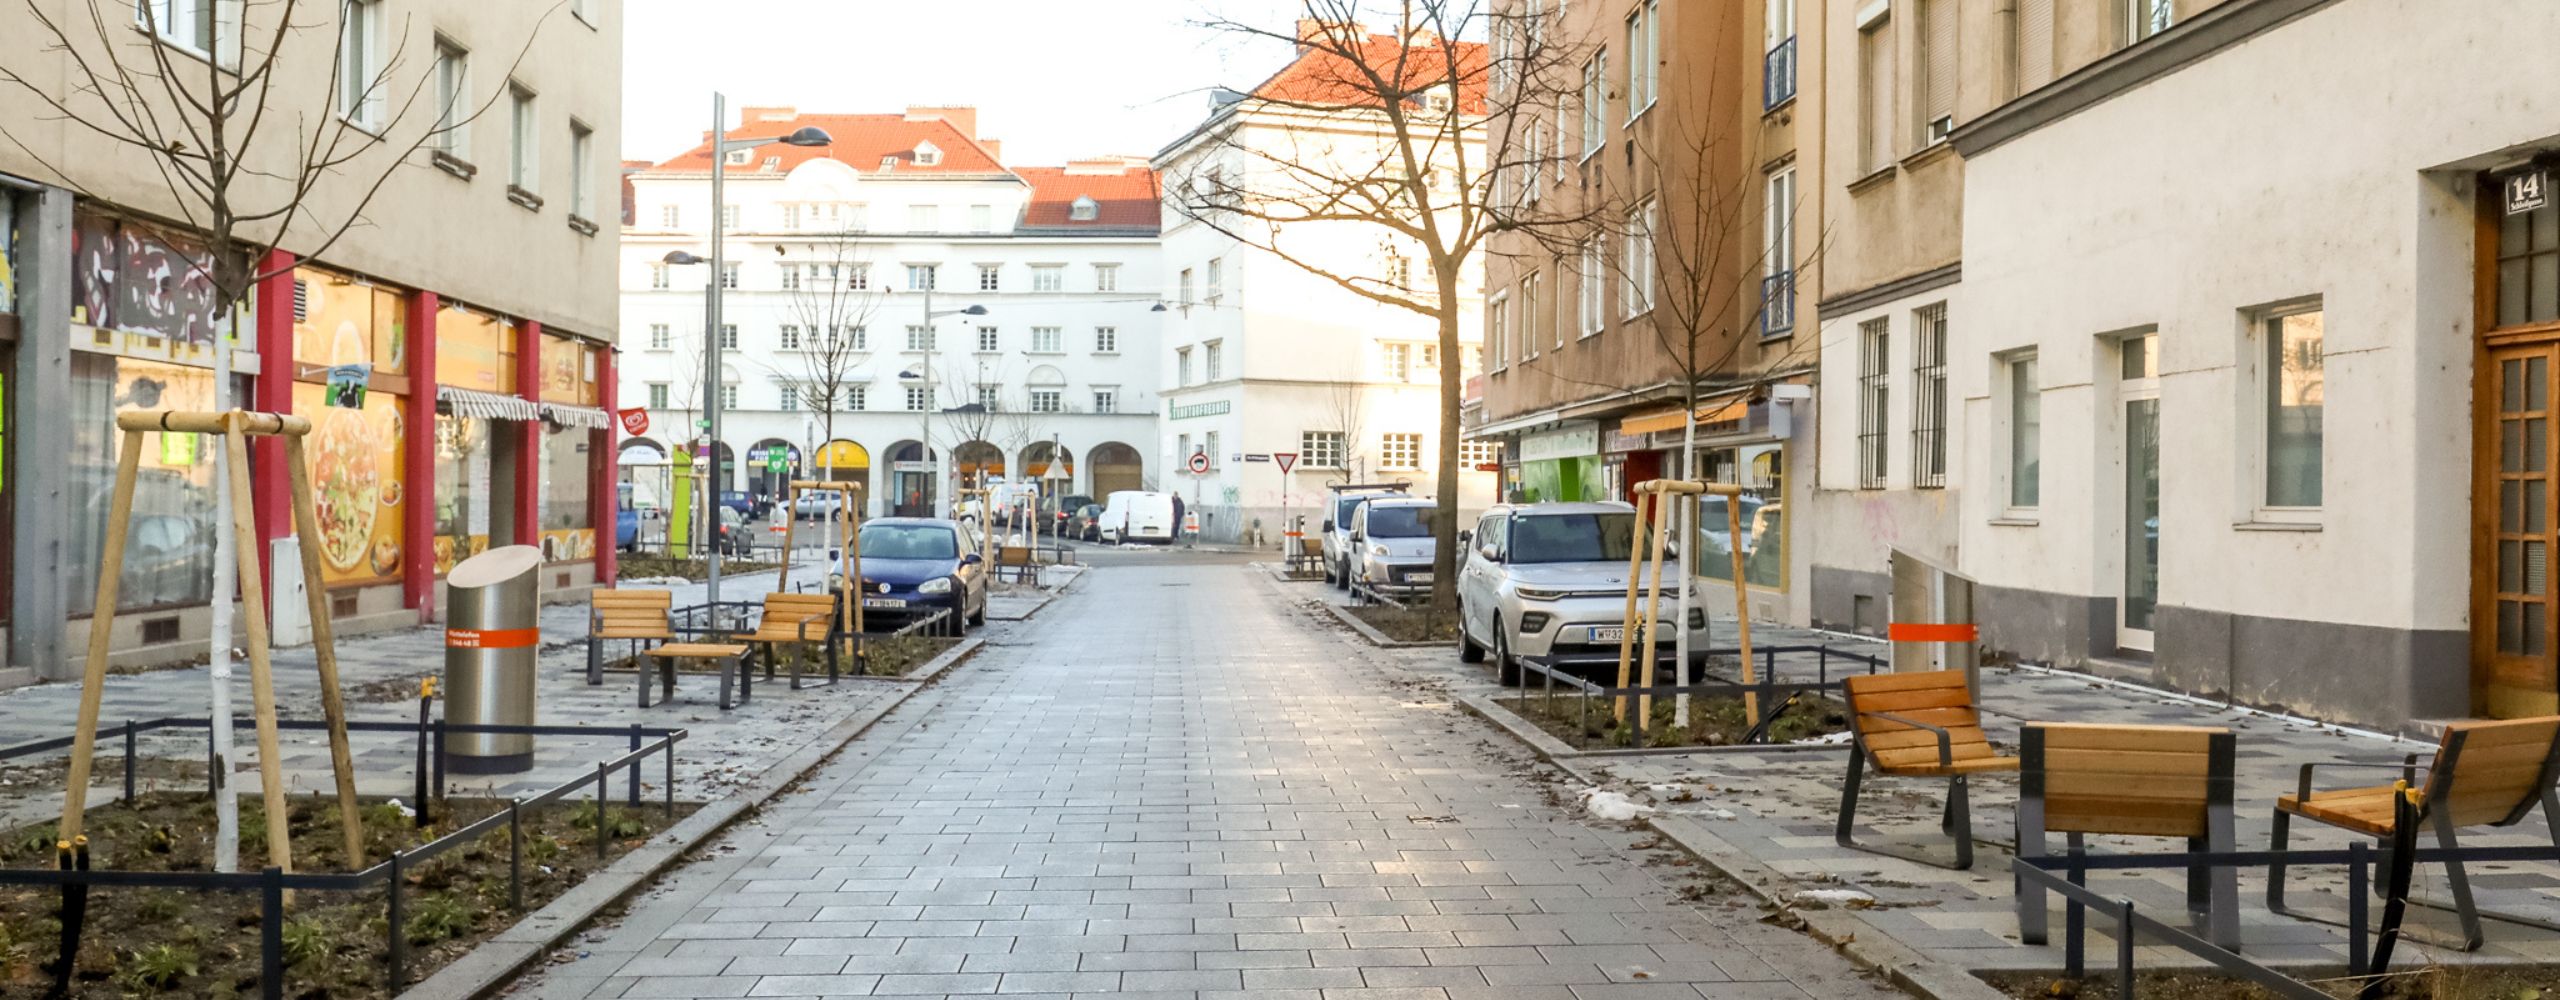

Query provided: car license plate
[1406,573,1432,584]
[1591,625,1636,642]
[862,597,907,609]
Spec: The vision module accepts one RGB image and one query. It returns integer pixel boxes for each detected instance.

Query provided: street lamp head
[1150,302,1168,312]
[779,126,834,147]
[959,305,989,316]
[662,250,707,266]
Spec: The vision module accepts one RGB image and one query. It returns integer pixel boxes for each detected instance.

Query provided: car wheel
[950,605,968,638]
[1457,600,1485,663]
[1334,560,1351,591]
[1492,617,1522,686]
[968,596,986,626]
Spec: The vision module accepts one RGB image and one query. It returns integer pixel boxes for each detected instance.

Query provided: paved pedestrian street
[512,554,1906,1000]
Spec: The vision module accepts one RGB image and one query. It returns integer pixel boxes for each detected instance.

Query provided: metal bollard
[386,849,407,989]
[664,737,678,820]
[2349,841,2369,976]
[260,867,285,1000]
[414,682,436,826]
[628,725,644,807]
[507,800,525,912]
[2113,900,2135,1000]
[594,762,611,860]
[122,723,136,803]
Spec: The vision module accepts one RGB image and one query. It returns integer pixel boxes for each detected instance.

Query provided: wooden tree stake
[283,430,367,865]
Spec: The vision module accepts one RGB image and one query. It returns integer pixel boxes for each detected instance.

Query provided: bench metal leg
[2204,803,2240,952]
[2267,808,2296,916]
[1833,750,1865,851]
[826,632,840,683]
[717,654,735,710]
[1835,752,1975,871]
[2016,795,2049,946]
[637,655,650,708]
[587,635,603,686]
[789,643,804,690]
[738,651,753,705]
[1947,775,1974,872]
[2434,809,2485,951]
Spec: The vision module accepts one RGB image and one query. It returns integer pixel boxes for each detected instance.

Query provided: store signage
[617,408,650,435]
[1518,423,1600,463]
[324,364,371,409]
[1170,400,1231,420]
[2509,169,2550,215]
[892,460,934,472]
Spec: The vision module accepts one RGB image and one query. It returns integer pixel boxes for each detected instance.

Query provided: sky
[619,0,1311,166]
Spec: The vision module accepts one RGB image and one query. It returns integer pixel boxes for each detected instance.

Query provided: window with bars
[1857,318,1890,488]
[1381,433,1423,470]
[1910,304,1948,488]
[1301,431,1347,469]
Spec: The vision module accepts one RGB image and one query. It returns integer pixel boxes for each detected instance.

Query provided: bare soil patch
[1496,689,1849,750]
[1982,965,2560,999]
[1345,604,1461,643]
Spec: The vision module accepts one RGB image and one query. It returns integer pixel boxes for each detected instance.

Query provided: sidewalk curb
[1462,693,1853,759]
[400,640,985,1000]
[1454,693,2005,1000]
[867,636,984,684]
[1322,602,1442,649]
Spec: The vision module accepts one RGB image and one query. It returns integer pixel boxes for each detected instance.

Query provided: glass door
[2481,344,2560,717]
[2119,334,2160,652]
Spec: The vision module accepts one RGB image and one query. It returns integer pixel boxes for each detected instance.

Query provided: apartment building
[621,107,1162,519]
[1475,0,1816,621]
[0,0,622,679]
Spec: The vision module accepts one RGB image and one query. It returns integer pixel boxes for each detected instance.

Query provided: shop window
[540,424,593,563]
[1697,445,1785,590]
[434,414,491,573]
[66,355,231,615]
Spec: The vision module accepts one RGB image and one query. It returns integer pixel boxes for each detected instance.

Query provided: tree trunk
[1428,268,1463,613]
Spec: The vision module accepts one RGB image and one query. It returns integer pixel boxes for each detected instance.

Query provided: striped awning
[541,403,612,430]
[436,386,540,421]
[1616,395,1750,436]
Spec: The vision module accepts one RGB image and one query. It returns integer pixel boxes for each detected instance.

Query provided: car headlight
[919,577,954,595]
[1515,587,1568,601]
[1369,543,1388,557]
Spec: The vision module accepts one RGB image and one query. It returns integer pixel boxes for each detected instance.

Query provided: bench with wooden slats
[585,589,675,685]
[2269,714,2560,950]
[741,592,842,688]
[996,545,1035,583]
[641,642,751,710]
[2017,722,2238,951]
[1834,669,2018,870]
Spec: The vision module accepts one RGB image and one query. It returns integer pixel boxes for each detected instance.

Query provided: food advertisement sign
[540,335,600,405]
[541,529,597,564]
[436,305,514,394]
[295,383,405,586]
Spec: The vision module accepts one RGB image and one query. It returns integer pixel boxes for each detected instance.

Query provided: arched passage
[747,438,800,506]
[1089,441,1144,498]
[953,440,1005,488]
[815,440,871,504]
[888,440,936,516]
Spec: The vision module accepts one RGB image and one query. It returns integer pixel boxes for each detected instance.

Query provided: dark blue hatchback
[853,517,988,636]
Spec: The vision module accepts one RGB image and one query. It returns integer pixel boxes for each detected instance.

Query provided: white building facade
[620,107,1161,518]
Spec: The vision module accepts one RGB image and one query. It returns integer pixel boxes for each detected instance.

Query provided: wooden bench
[996,545,1036,584]
[2270,715,2560,950]
[2017,722,2238,951]
[640,642,752,710]
[742,592,841,688]
[1836,669,2018,870]
[586,589,674,686]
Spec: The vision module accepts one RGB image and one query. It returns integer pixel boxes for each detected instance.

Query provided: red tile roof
[1015,164,1162,232]
[1252,30,1490,114]
[643,113,1006,176]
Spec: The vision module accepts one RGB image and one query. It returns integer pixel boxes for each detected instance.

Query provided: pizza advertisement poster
[295,382,406,587]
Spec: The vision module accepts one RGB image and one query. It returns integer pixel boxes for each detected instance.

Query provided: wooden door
[2478,343,2560,718]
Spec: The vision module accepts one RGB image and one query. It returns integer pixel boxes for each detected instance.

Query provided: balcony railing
[1764,37,1798,110]
[1761,270,1796,337]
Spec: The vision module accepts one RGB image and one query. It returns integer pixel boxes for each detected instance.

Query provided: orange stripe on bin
[445,627,540,649]
[1888,622,1978,643]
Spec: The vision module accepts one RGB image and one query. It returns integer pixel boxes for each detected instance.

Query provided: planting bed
[1496,688,1849,750]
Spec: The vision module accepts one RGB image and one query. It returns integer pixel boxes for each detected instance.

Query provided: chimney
[904,106,978,140]
[740,106,797,123]
[980,138,1003,161]
[1296,17,1329,52]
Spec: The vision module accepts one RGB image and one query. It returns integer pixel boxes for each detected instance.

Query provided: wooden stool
[644,642,751,709]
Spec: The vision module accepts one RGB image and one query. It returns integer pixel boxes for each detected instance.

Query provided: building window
[1764,0,1797,109]
[780,325,801,349]
[720,384,739,409]
[904,385,930,411]
[1095,264,1120,291]
[2008,354,2041,509]
[1578,238,1605,336]
[1911,304,1948,488]
[976,326,999,352]
[432,38,469,158]
[1524,271,1546,352]
[719,324,738,350]
[507,82,536,190]
[1764,169,1797,337]
[138,0,225,58]
[1623,0,1658,122]
[908,205,939,232]
[1178,268,1194,309]
[338,0,382,128]
[1857,318,1889,489]
[1918,0,1957,146]
[1301,431,1347,469]
[647,383,669,408]
[848,264,871,290]
[569,121,594,219]
[905,325,935,351]
[1070,196,1100,221]
[1381,433,1423,470]
[1206,258,1224,304]
[1204,340,1224,380]
[976,384,1001,410]
[779,265,801,291]
[848,326,869,350]
[1093,387,1118,413]
[1030,389,1063,414]
[1385,342,1413,381]
[1177,347,1193,385]
[1459,439,1502,466]
[1385,253,1411,292]
[1580,51,1606,157]
[1205,431,1222,467]
[2124,0,2174,46]
[1859,15,1895,174]
[1094,326,1118,353]
[906,264,937,291]
[1032,265,1064,292]
[1031,327,1062,353]
[2013,0,2056,95]
[648,323,669,349]
[977,264,1001,292]
[1486,296,1509,371]
[660,204,678,228]
[969,204,993,233]
[844,384,867,410]
[720,263,739,289]
[2261,303,2325,508]
[649,264,669,290]
[1622,200,1655,315]
[778,384,800,411]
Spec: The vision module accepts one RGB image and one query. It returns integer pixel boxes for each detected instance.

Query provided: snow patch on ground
[1790,730,1854,745]
[1793,888,1876,907]
[621,575,692,586]
[1580,789,1657,821]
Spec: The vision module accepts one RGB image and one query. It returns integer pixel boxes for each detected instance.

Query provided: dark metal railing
[1764,37,1798,109]
[1516,643,1884,747]
[1761,270,1796,337]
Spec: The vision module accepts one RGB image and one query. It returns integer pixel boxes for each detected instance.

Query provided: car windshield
[860,524,958,560]
[1507,513,1638,564]
[1364,505,1438,538]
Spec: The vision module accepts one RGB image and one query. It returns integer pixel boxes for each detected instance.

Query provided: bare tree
[1317,368,1371,482]
[765,235,883,482]
[0,0,556,872]
[1173,0,1597,611]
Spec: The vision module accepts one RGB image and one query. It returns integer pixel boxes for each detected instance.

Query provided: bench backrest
[2021,723,2233,839]
[998,545,1033,566]
[591,589,673,637]
[2423,715,2560,827]
[760,591,837,622]
[1842,669,1996,772]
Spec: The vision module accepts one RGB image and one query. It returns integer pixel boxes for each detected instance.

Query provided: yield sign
[1272,451,1298,474]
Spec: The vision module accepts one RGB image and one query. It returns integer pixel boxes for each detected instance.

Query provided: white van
[1098,491,1178,544]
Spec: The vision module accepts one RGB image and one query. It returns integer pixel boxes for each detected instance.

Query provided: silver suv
[1348,496,1441,597]
[1454,501,1711,685]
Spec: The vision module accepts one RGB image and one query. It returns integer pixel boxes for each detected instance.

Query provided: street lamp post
[664,92,831,618]
[906,285,986,517]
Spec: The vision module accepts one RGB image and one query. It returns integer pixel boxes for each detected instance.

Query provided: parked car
[851,517,989,636]
[717,490,766,520]
[1347,496,1442,597]
[1068,503,1104,541]
[1047,494,1096,535]
[1097,490,1178,544]
[712,506,751,556]
[616,507,640,552]
[1454,501,1711,686]
[791,491,846,521]
[1321,485,1408,589]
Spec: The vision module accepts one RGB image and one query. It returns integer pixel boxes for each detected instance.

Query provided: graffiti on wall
[72,212,230,347]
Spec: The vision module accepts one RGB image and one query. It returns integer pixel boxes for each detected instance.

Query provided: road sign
[1273,452,1298,474]
[1243,453,1270,463]
[1187,451,1211,474]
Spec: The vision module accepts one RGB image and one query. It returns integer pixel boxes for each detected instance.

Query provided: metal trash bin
[443,545,544,774]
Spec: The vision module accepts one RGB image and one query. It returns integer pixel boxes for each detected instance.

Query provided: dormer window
[914,141,942,166]
[762,156,781,170]
[878,156,898,171]
[1069,196,1099,221]
[724,149,750,165]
